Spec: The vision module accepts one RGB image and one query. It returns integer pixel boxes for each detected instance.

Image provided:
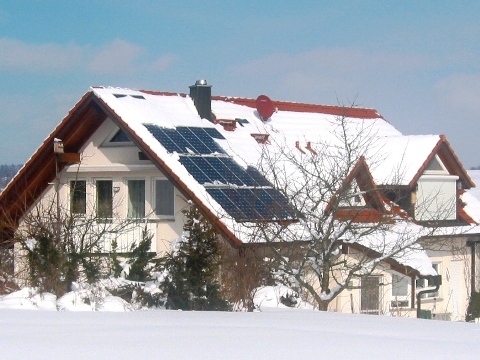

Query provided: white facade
[31,118,189,255]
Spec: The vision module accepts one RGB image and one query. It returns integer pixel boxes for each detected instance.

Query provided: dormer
[414,155,458,222]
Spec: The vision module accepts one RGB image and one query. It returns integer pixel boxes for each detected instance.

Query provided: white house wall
[36,118,188,255]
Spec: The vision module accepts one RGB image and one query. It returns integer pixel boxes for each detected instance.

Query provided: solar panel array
[145,124,298,222]
[145,125,226,155]
[179,156,270,187]
[206,188,298,222]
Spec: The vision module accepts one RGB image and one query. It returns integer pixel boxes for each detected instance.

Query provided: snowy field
[1,308,479,359]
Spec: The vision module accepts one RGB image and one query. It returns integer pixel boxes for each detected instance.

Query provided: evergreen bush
[160,205,230,311]
[466,291,480,322]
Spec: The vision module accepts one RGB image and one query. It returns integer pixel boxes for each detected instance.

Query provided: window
[417,263,440,298]
[339,180,366,208]
[155,179,174,217]
[96,180,113,220]
[361,276,380,314]
[127,180,145,219]
[110,129,131,143]
[70,180,86,215]
[391,273,410,308]
[102,128,133,147]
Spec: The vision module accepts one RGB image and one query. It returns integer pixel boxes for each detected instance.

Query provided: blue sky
[1,1,479,167]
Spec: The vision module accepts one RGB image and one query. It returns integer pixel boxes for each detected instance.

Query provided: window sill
[148,216,175,223]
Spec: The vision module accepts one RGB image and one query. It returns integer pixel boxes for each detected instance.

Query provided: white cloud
[0,38,83,72]
[0,38,176,75]
[149,54,177,72]
[86,39,145,74]
[227,48,432,103]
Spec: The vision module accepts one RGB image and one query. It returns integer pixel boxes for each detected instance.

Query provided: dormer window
[339,180,366,208]
[424,155,448,174]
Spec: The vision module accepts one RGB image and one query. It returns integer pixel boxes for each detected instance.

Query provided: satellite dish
[256,95,275,121]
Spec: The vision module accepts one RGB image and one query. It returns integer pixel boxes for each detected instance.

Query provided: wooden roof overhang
[0,92,107,245]
[0,90,244,249]
[345,241,423,278]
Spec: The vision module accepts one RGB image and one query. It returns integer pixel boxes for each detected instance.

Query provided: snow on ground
[1,286,479,359]
[1,307,479,359]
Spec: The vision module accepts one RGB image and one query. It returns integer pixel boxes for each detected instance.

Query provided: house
[1,80,479,319]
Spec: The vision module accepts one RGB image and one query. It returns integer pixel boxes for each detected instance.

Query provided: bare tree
[245,115,445,311]
[7,185,152,296]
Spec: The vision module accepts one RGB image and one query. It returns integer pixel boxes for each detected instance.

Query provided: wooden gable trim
[325,156,385,215]
[408,136,475,189]
[0,92,107,244]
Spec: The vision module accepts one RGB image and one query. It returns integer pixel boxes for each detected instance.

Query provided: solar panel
[144,125,183,153]
[246,166,271,187]
[180,156,262,186]
[145,125,226,155]
[144,124,299,223]
[204,127,225,139]
[206,187,298,222]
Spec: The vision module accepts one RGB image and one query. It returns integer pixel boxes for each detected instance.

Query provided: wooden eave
[1,90,243,249]
[346,242,421,278]
[0,91,106,244]
[408,136,475,189]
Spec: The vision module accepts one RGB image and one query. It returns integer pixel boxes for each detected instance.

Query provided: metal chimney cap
[195,79,208,85]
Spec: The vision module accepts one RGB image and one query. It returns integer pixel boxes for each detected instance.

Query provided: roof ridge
[212,95,383,119]
[135,87,383,120]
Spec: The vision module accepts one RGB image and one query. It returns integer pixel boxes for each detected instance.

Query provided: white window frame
[153,178,175,219]
[390,272,411,309]
[101,127,134,147]
[126,178,146,220]
[69,178,87,216]
[415,174,458,221]
[417,263,441,299]
[95,178,114,222]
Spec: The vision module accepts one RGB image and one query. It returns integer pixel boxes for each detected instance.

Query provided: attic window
[110,129,131,143]
[424,155,448,174]
[102,128,134,147]
[113,94,127,98]
[130,95,145,100]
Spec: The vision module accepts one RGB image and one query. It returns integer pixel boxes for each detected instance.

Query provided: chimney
[189,79,212,122]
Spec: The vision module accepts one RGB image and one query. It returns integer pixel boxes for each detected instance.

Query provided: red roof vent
[256,95,275,121]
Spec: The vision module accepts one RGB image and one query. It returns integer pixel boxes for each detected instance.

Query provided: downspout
[416,275,442,318]
[467,240,476,296]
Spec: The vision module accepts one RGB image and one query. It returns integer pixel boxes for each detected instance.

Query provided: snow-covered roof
[90,86,462,275]
[3,84,475,277]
